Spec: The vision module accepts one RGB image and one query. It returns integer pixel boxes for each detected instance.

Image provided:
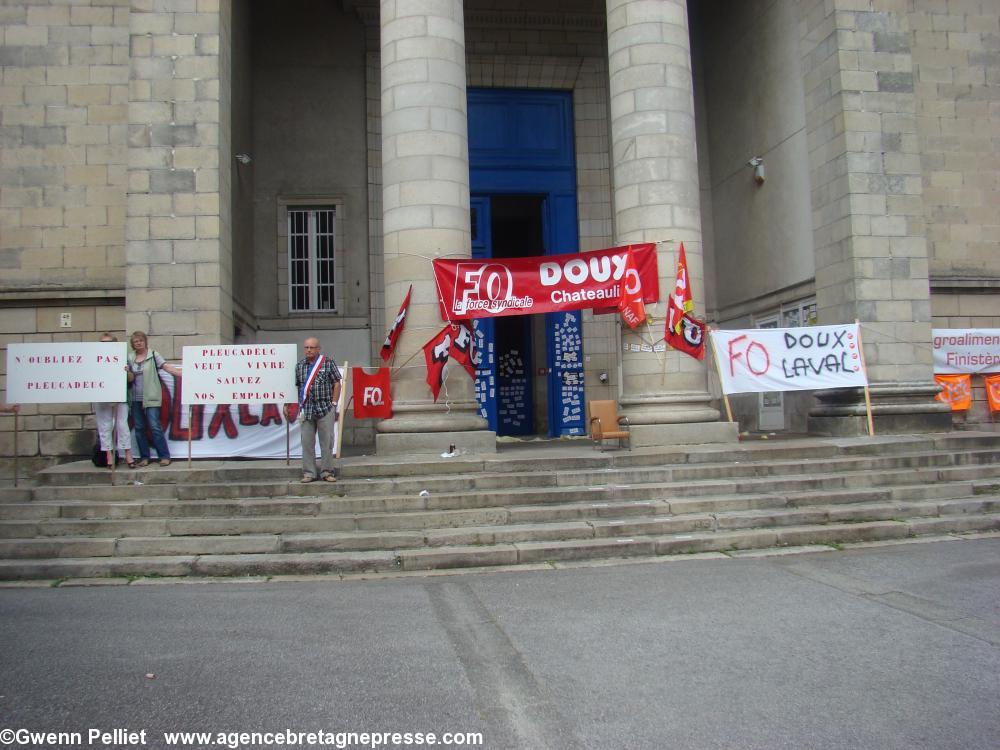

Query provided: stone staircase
[1,432,999,581]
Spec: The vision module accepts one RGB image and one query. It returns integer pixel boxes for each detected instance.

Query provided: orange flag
[934,374,972,411]
[984,374,1000,413]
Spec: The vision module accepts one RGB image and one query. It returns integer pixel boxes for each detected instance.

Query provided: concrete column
[799,0,949,435]
[376,0,492,454]
[606,0,735,445]
[126,1,233,358]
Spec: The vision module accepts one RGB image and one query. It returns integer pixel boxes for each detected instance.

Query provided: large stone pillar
[606,0,736,445]
[126,1,233,358]
[798,1,949,435]
[376,0,492,454]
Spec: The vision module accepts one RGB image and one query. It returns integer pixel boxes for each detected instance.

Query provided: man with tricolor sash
[284,337,342,483]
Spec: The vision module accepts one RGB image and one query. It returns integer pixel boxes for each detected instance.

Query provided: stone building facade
[1,0,998,474]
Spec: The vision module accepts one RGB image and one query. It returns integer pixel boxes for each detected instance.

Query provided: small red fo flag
[352,367,392,419]
[617,249,647,330]
[380,285,412,363]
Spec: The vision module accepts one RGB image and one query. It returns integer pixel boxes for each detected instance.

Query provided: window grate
[288,207,336,312]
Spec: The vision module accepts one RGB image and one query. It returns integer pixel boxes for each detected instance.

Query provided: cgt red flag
[380,285,412,363]
[617,248,646,329]
[352,367,392,419]
[665,313,706,360]
[666,242,694,339]
[423,326,453,402]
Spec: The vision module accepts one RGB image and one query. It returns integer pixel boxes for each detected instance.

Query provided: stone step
[0,550,398,580]
[2,510,998,580]
[23,446,1000,508]
[2,493,995,560]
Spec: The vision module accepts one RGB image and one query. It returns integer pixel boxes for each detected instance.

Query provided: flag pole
[109,417,116,486]
[855,320,875,437]
[12,409,19,488]
[335,362,349,459]
[187,405,193,466]
[645,318,667,386]
[707,331,735,424]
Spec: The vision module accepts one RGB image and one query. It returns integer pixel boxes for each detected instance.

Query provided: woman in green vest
[127,331,182,467]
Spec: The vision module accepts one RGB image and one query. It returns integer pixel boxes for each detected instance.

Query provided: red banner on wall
[432,244,659,320]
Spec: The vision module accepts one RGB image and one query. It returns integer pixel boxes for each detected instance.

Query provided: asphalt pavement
[1,537,998,750]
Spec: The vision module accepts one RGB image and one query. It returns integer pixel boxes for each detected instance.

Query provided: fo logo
[363,386,384,406]
[454,262,514,314]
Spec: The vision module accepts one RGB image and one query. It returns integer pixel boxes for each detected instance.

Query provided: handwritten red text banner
[433,244,659,320]
[6,342,127,404]
[180,344,298,405]
[159,372,340,458]
[710,324,868,395]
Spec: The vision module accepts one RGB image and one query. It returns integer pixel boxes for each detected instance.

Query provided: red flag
[666,242,694,338]
[665,312,706,361]
[352,367,392,418]
[423,326,453,402]
[617,249,646,329]
[448,322,476,379]
[380,285,412,363]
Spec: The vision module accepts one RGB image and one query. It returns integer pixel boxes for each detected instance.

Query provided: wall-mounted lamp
[234,153,252,165]
[748,156,765,185]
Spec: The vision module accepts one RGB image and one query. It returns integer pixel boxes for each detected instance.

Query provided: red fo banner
[433,244,658,320]
[352,367,392,418]
[380,285,411,363]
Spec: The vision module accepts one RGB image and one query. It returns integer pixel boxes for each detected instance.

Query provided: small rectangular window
[287,207,336,312]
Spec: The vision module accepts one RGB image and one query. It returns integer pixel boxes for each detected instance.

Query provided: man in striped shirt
[284,337,342,483]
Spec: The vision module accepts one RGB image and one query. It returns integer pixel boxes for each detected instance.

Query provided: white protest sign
[180,344,298,405]
[931,329,1000,374]
[710,324,868,395]
[6,342,128,403]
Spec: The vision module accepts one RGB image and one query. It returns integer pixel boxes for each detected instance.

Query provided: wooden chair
[588,400,630,450]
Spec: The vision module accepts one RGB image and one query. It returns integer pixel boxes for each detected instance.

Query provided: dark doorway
[490,196,544,436]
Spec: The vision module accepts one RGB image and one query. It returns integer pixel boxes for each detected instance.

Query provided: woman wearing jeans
[127,330,181,467]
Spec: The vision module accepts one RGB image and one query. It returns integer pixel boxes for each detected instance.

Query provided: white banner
[6,342,128,404]
[180,344,298,405]
[159,370,346,459]
[710,324,868,395]
[932,329,1000,374]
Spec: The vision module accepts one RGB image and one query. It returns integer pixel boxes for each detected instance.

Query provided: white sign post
[6,342,128,403]
[6,342,129,486]
[709,324,868,395]
[180,344,298,465]
[180,344,298,405]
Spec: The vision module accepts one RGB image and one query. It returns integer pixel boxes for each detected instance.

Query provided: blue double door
[468,89,584,438]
